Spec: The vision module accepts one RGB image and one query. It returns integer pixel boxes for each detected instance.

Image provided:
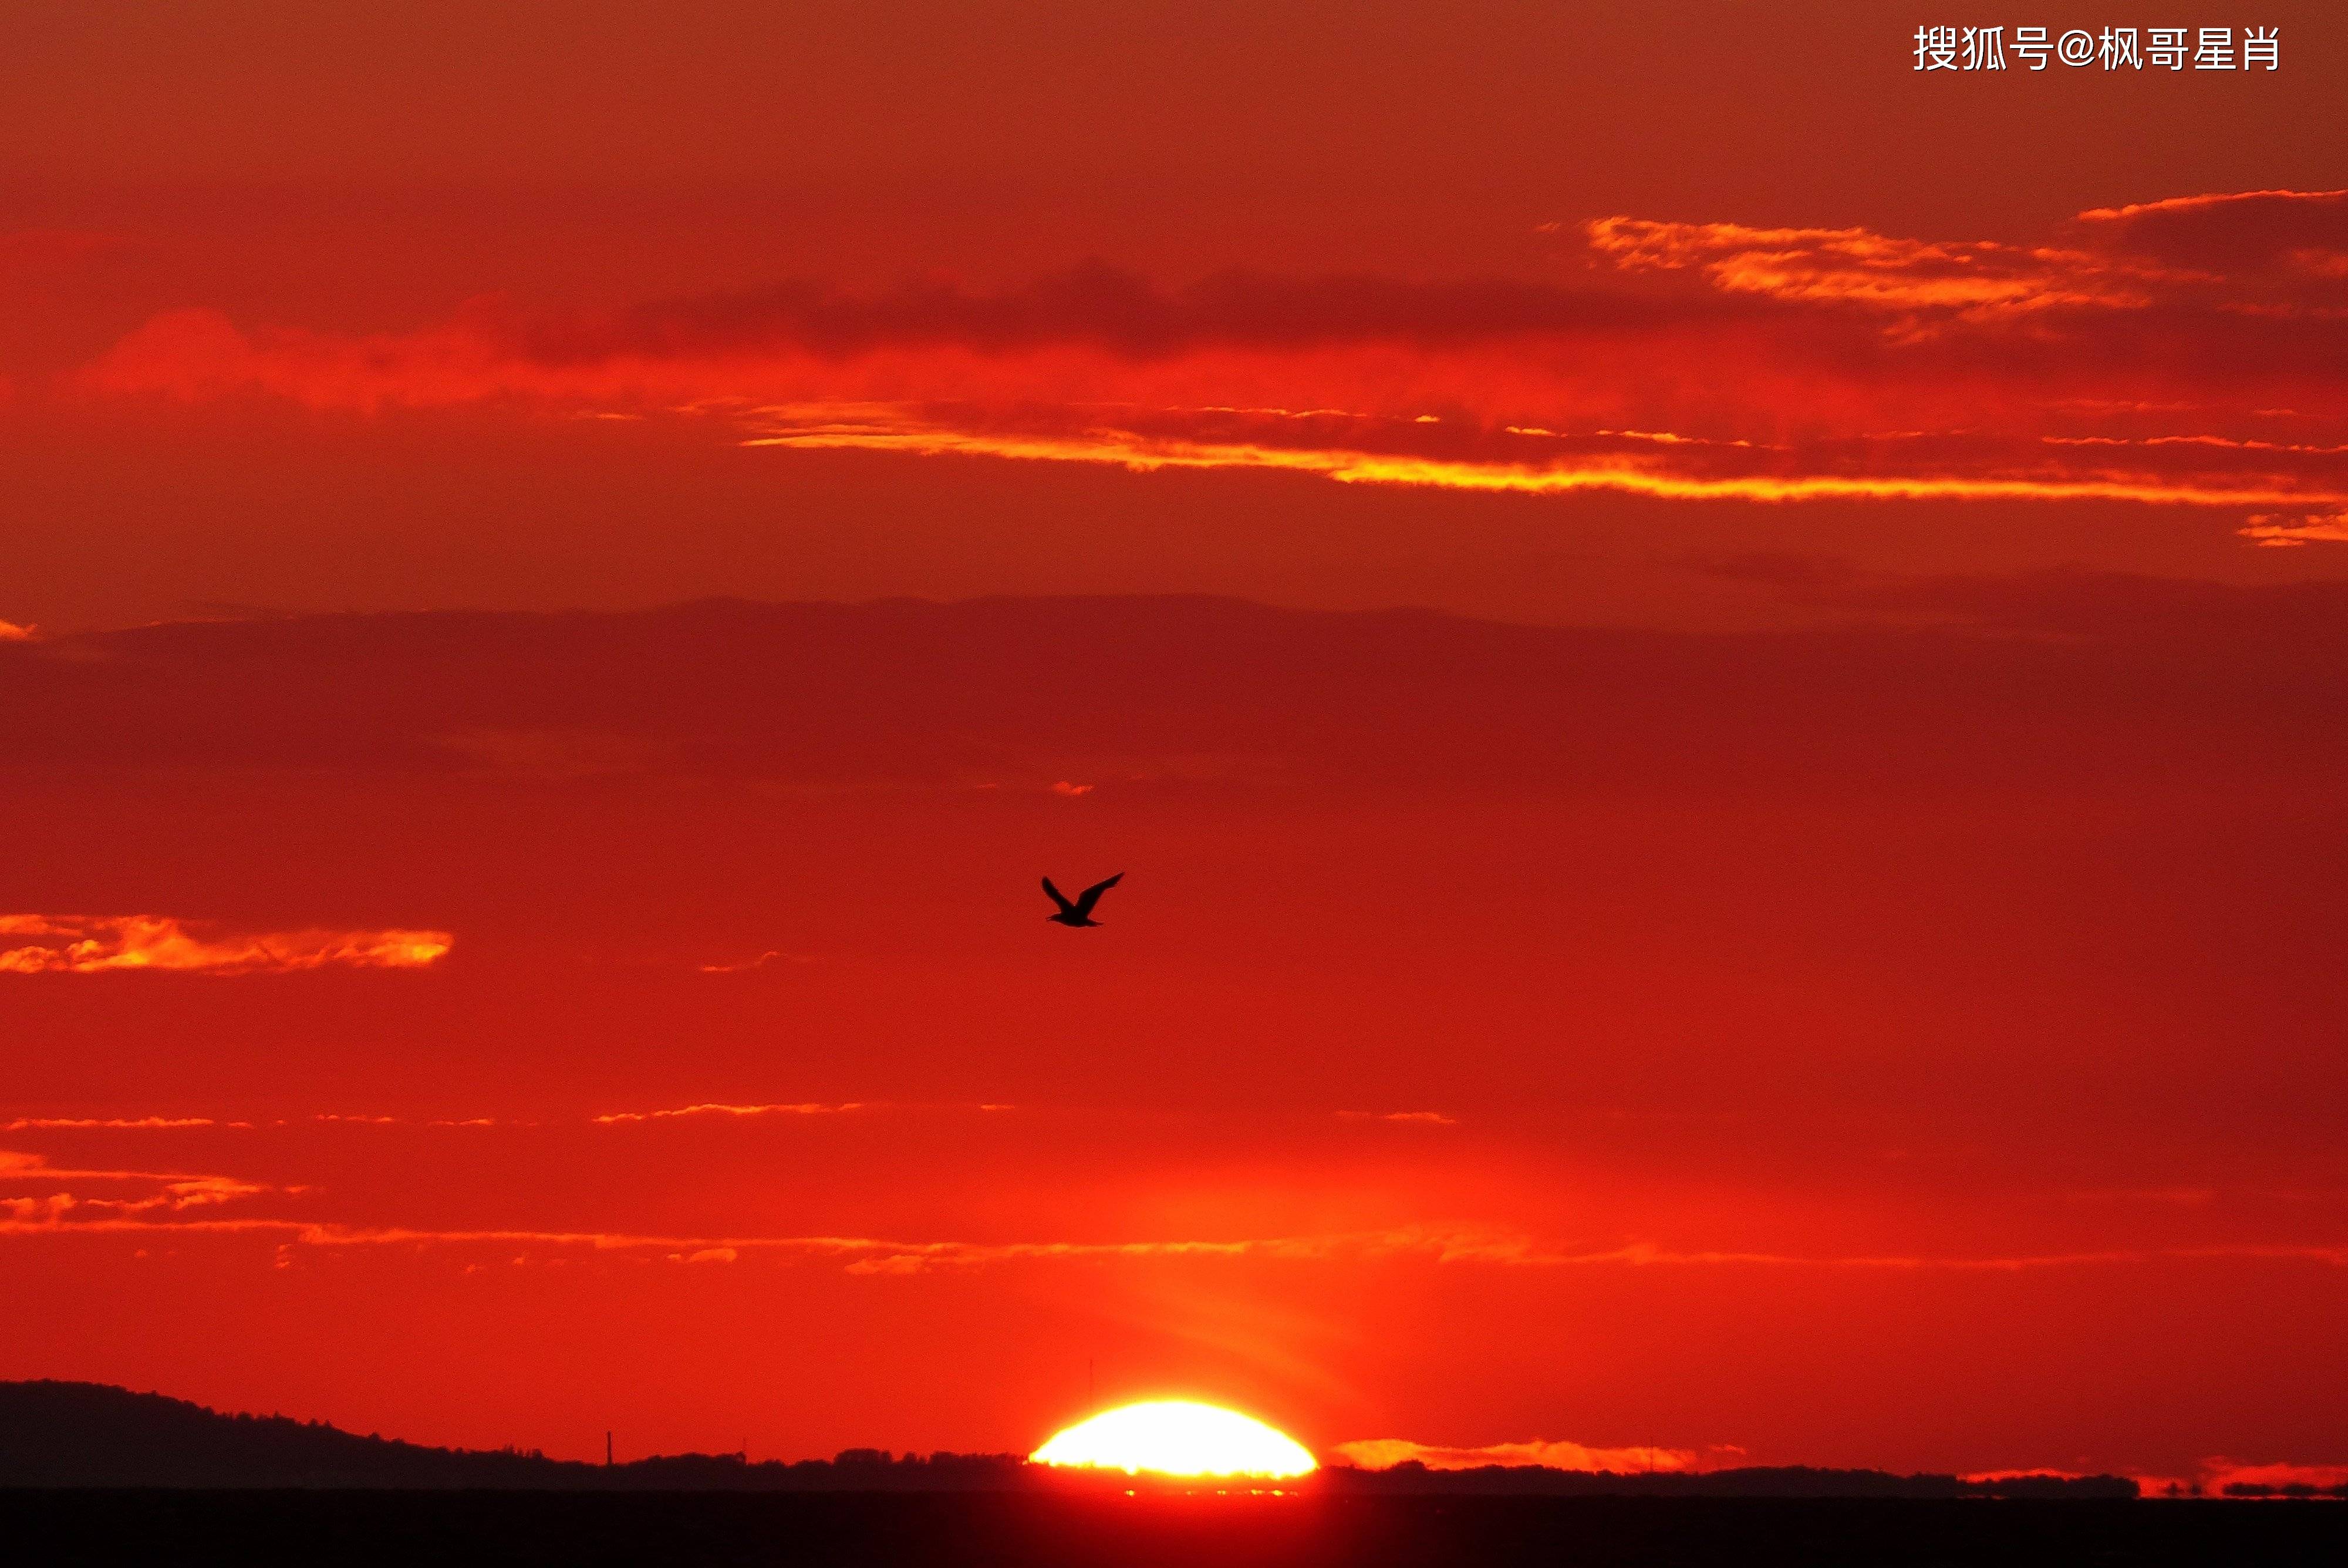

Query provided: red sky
[3,2,2344,1490]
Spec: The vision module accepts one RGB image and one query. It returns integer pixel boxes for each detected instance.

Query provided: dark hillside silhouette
[0,1383,1018,1491]
[1,1383,2144,1498]
[11,1385,2347,1568]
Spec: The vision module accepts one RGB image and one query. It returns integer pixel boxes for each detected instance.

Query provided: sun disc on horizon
[1031,1400,1317,1478]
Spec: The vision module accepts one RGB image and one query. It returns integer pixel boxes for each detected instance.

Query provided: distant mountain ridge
[0,1383,2138,1496]
[0,1383,1014,1491]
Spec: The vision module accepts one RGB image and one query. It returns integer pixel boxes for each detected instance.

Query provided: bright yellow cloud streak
[744,416,2345,511]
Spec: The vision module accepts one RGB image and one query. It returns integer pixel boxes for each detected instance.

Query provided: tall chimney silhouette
[605,1431,613,1467]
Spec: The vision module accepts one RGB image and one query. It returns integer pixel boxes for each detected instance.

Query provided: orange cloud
[1584,216,2180,315]
[0,1209,1484,1271]
[2238,510,2348,547]
[738,401,2346,512]
[62,190,2348,539]
[2133,1458,2348,1498]
[0,620,33,641]
[2202,1459,2348,1495]
[1480,1239,2348,1271]
[2,1116,221,1131]
[694,949,812,973]
[2076,188,2348,273]
[1331,1437,1729,1472]
[0,1150,286,1222]
[588,1101,866,1124]
[5,1177,2344,1281]
[0,915,452,975]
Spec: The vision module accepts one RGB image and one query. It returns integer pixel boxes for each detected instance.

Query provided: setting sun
[1031,1401,1318,1478]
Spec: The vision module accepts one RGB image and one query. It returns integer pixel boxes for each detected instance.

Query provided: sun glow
[1031,1400,1318,1478]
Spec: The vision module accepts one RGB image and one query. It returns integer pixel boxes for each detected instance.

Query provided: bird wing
[1072,872,1124,916]
[1041,877,1077,915]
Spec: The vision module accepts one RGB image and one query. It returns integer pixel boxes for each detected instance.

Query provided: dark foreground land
[4,1492,2344,1568]
[4,1388,2341,1564]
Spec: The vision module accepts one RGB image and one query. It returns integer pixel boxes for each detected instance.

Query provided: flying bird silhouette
[1043,873,1124,927]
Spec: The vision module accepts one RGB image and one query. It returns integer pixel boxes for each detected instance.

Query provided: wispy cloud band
[0,915,451,975]
[2,1165,2340,1280]
[64,188,2348,540]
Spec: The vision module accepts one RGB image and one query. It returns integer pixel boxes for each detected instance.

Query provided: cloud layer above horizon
[65,189,2348,543]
